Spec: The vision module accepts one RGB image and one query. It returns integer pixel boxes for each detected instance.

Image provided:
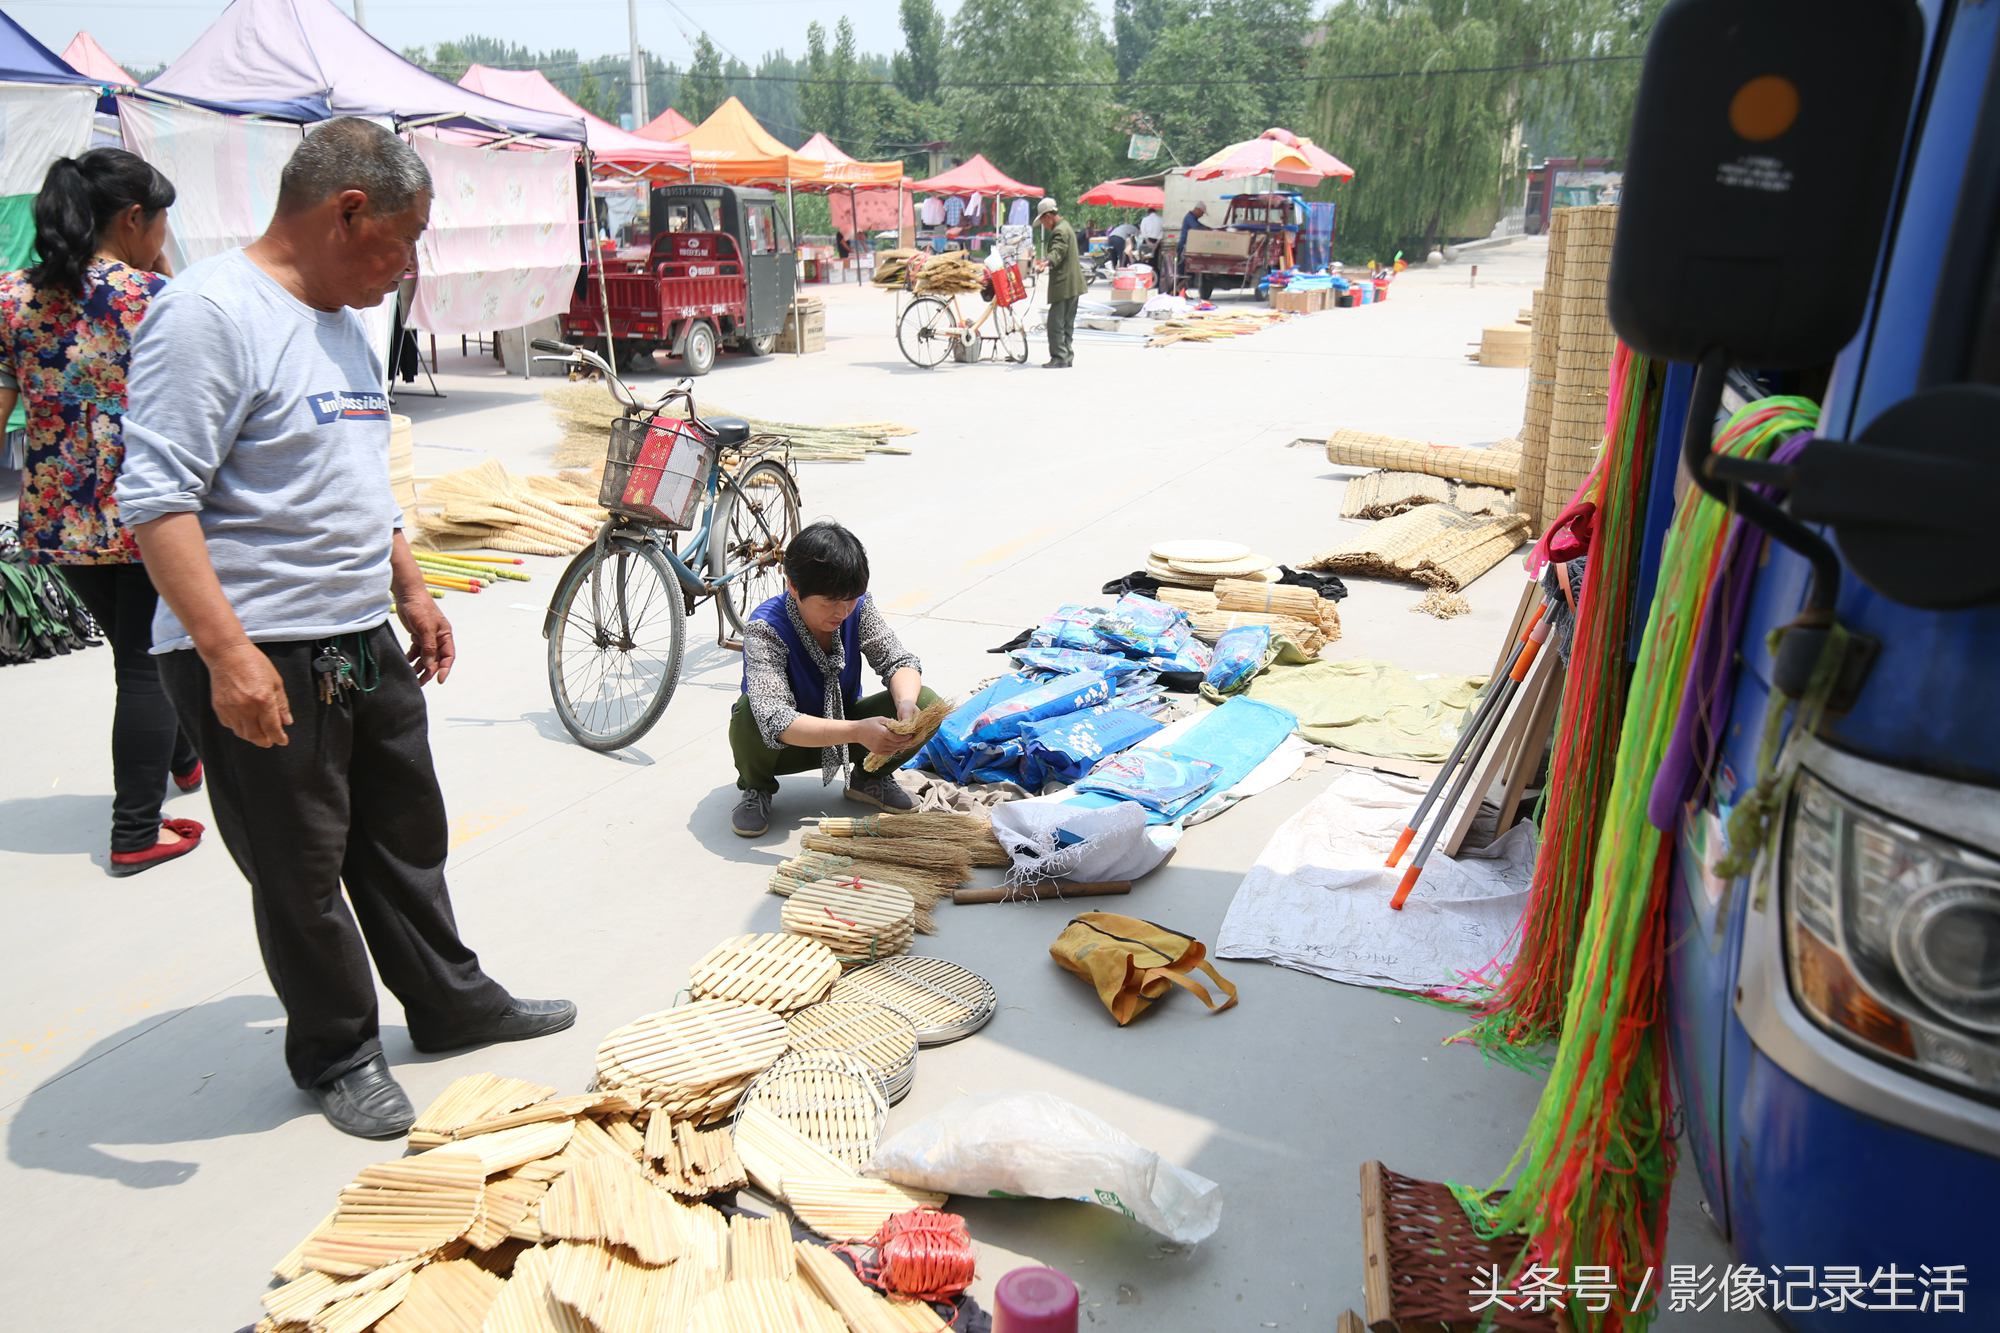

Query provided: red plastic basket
[991,263,1027,308]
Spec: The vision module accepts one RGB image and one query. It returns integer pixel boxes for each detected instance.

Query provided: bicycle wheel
[896,296,956,369]
[713,458,802,638]
[998,306,1029,364]
[545,536,686,751]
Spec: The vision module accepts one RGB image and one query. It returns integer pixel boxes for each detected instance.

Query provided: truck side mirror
[1608,0,1923,368]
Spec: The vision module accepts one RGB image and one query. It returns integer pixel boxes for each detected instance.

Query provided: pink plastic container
[994,1266,1079,1333]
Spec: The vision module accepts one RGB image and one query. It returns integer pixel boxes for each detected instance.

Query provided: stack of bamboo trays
[545,382,916,468]
[736,1050,890,1169]
[781,878,918,964]
[687,933,841,1013]
[770,853,955,933]
[1144,538,1279,588]
[593,1000,791,1121]
[1472,323,1531,367]
[830,956,997,1046]
[784,999,920,1104]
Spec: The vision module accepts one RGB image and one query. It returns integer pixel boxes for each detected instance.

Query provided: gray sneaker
[845,771,916,812]
[732,788,774,837]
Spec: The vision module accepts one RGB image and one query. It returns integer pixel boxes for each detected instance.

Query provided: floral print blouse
[0,260,165,565]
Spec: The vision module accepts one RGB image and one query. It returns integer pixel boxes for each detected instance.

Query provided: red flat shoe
[173,760,204,793]
[108,817,205,878]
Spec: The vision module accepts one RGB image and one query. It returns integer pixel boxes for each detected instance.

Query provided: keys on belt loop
[313,644,352,705]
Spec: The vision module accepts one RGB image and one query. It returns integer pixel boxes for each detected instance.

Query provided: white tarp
[115,96,304,270]
[1216,766,1534,992]
[406,133,579,338]
[0,82,97,196]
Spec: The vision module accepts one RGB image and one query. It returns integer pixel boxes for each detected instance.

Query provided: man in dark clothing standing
[1177,202,1212,292]
[119,119,576,1141]
[1035,197,1084,368]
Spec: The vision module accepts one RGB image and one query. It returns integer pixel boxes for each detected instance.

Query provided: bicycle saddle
[700,416,752,447]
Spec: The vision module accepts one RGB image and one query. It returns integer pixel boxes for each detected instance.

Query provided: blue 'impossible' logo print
[308,390,391,424]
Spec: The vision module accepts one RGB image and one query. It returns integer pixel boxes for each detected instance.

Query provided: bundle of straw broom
[800,833,978,879]
[861,696,955,773]
[807,811,1007,867]
[412,460,605,556]
[544,384,915,468]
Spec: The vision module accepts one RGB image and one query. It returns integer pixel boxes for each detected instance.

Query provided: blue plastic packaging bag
[967,671,1112,743]
[1094,594,1188,657]
[1029,604,1114,653]
[1018,706,1167,790]
[1013,647,1152,679]
[1204,625,1272,695]
[1073,748,1223,820]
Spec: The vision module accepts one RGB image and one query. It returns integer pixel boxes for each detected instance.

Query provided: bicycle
[895,260,1035,369]
[530,337,802,752]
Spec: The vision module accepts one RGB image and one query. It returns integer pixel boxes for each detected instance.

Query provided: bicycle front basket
[601,414,715,529]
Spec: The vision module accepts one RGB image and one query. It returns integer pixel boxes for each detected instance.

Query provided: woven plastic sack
[1012,646,1154,679]
[867,1091,1223,1244]
[967,671,1112,743]
[1094,593,1190,658]
[989,798,1171,884]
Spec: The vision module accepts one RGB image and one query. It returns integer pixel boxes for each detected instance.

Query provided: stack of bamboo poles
[255,1068,953,1333]
[1148,308,1290,347]
[546,383,916,467]
[410,551,529,598]
[409,460,606,557]
[1156,576,1341,644]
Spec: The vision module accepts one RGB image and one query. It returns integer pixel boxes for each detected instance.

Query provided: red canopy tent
[637,107,695,142]
[912,153,1042,197]
[1079,177,1165,209]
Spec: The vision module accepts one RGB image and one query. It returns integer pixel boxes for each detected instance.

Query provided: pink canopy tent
[62,31,135,85]
[457,64,689,176]
[794,132,902,186]
[637,107,696,142]
[1079,177,1165,209]
[912,153,1042,198]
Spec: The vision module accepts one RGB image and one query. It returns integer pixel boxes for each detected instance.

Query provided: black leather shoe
[411,997,578,1054]
[312,1054,415,1139]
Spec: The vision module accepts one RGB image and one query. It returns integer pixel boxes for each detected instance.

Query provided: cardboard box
[1273,289,1314,314]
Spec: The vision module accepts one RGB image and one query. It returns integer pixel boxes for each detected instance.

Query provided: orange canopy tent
[671,96,827,185]
[912,153,1041,198]
[457,64,690,176]
[637,107,695,142]
[61,30,135,84]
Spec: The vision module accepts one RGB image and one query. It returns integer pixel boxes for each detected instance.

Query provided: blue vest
[744,594,865,716]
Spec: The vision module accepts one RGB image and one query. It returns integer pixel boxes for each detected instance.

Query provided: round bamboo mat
[594,1000,790,1120]
[1149,539,1250,565]
[829,955,997,1046]
[736,1051,888,1170]
[688,933,840,1013]
[781,878,917,965]
[783,1000,919,1104]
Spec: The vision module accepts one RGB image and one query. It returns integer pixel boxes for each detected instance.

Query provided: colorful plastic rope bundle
[1453,393,1820,1330]
[1464,345,1664,1063]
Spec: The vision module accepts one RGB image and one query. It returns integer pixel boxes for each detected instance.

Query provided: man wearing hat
[1034,197,1083,369]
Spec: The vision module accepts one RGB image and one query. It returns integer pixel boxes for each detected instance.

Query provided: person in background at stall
[1140,208,1163,248]
[118,117,575,1140]
[1107,218,1138,267]
[730,522,940,837]
[1179,202,1212,263]
[0,149,206,877]
[1035,197,1083,369]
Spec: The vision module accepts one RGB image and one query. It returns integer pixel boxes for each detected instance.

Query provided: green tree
[944,0,1117,206]
[892,0,946,103]
[1112,0,1183,82]
[1128,0,1312,162]
[681,34,727,123]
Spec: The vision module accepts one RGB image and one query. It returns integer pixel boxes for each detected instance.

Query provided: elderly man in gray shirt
[118,118,574,1139]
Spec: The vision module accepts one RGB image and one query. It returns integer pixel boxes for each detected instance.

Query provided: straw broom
[860,696,954,773]
[801,834,971,880]
[807,813,1007,867]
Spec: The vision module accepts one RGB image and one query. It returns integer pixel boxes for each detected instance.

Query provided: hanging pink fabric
[406,134,581,338]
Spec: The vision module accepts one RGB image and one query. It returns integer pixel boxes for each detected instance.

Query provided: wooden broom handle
[952,880,1133,905]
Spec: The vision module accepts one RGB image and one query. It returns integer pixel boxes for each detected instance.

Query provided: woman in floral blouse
[0,149,202,875]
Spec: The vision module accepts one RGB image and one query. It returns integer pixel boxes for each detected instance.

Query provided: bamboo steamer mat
[480,1243,593,1333]
[690,1277,847,1333]
[645,1112,748,1198]
[727,1213,798,1283]
[771,854,949,934]
[301,1153,486,1277]
[1189,609,1325,653]
[539,1153,690,1265]
[429,1118,575,1175]
[438,1091,636,1143]
[1340,470,1453,519]
[594,1000,790,1119]
[784,1177,949,1243]
[785,1000,919,1104]
[1149,539,1250,565]
[310,1270,416,1333]
[736,1051,889,1170]
[600,1112,646,1158]
[688,933,841,1013]
[732,1102,858,1201]
[829,956,996,1046]
[1546,205,1620,526]
[1306,504,1530,592]
[782,878,918,965]
[796,1242,925,1333]
[464,1171,554,1249]
[1323,429,1523,489]
[373,1258,504,1333]
[408,1073,556,1149]
[547,1238,682,1332]
[274,1210,335,1281]
[262,1258,422,1326]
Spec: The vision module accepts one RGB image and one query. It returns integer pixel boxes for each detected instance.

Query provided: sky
[7,0,1114,75]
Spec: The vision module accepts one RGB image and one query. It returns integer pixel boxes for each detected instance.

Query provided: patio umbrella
[1187,136,1322,187]
[1079,178,1165,209]
[1292,138,1355,182]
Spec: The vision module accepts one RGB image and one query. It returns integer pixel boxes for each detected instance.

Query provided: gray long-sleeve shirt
[117,250,398,653]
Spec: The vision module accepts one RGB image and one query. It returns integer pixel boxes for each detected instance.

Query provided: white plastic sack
[867,1091,1222,1244]
[988,799,1174,885]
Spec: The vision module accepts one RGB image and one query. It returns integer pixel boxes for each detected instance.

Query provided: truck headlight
[1784,771,2000,1097]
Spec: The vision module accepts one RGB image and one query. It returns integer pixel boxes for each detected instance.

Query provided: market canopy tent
[61,31,135,85]
[148,0,586,141]
[0,10,102,86]
[912,153,1041,198]
[458,64,689,176]
[671,96,827,184]
[794,132,902,186]
[1080,177,1165,209]
[637,106,695,142]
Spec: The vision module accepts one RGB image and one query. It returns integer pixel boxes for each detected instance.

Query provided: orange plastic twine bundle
[847,1209,977,1303]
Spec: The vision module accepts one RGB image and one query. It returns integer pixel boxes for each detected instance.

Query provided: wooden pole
[786,175,800,358]
[587,148,618,379]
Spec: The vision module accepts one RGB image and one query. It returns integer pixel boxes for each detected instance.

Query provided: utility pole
[627,0,649,128]
[352,0,367,28]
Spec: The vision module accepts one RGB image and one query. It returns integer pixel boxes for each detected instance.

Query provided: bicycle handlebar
[528,337,653,415]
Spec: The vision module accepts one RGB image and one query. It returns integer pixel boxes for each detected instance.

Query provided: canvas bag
[1051,913,1239,1026]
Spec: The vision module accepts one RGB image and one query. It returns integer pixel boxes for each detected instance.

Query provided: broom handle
[1387,601,1545,868]
[1391,617,1550,910]
[952,881,1132,905]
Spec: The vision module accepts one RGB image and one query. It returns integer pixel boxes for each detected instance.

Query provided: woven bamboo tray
[829,956,996,1046]
[1150,539,1250,564]
[784,1000,919,1104]
[646,1111,749,1198]
[689,933,841,1013]
[407,1073,556,1148]
[782,878,917,965]
[594,1000,790,1120]
[736,1051,889,1170]
[732,1103,858,1202]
